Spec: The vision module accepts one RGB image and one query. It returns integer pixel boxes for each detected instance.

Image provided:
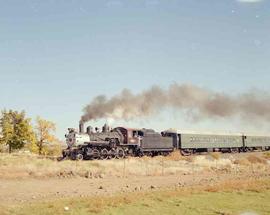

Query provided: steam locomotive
[62,123,270,160]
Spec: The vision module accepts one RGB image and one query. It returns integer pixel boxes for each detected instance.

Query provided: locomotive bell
[86,126,93,134]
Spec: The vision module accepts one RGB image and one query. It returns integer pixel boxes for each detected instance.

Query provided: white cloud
[237,0,264,3]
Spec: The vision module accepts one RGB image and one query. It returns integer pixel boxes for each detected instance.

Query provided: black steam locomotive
[62,123,270,160]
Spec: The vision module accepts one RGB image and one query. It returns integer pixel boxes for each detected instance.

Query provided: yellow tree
[0,110,36,153]
[35,116,57,155]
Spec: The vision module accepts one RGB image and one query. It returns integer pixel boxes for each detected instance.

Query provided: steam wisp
[81,84,270,123]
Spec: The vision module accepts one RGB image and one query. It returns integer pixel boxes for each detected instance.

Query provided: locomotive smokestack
[79,122,85,133]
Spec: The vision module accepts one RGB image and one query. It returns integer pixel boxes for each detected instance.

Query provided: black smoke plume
[80,83,270,123]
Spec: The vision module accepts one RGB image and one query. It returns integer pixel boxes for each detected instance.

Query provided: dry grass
[233,158,250,166]
[166,150,185,161]
[210,152,221,160]
[263,151,270,159]
[193,155,232,169]
[246,155,267,164]
[0,153,193,179]
[203,178,270,193]
[0,152,269,179]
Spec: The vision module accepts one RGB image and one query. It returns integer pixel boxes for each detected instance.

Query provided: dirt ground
[0,151,269,206]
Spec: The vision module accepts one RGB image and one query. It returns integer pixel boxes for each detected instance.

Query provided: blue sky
[0,0,269,138]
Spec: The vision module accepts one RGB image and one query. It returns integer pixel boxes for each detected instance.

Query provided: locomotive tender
[62,123,270,160]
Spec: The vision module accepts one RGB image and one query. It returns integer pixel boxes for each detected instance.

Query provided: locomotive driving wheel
[76,153,84,161]
[109,148,117,159]
[116,148,125,159]
[100,148,109,160]
[92,149,100,159]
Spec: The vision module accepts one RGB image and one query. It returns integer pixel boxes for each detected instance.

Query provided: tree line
[0,109,61,155]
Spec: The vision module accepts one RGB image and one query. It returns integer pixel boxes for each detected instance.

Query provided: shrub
[166,151,184,161]
[210,152,221,160]
[246,155,267,164]
[233,158,250,166]
[263,152,270,159]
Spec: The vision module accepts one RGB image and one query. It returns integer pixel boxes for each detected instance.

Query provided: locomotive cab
[112,127,143,145]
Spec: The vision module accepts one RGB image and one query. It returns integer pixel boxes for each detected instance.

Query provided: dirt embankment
[0,151,269,205]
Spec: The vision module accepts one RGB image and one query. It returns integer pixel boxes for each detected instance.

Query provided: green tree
[35,116,57,155]
[0,110,36,153]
